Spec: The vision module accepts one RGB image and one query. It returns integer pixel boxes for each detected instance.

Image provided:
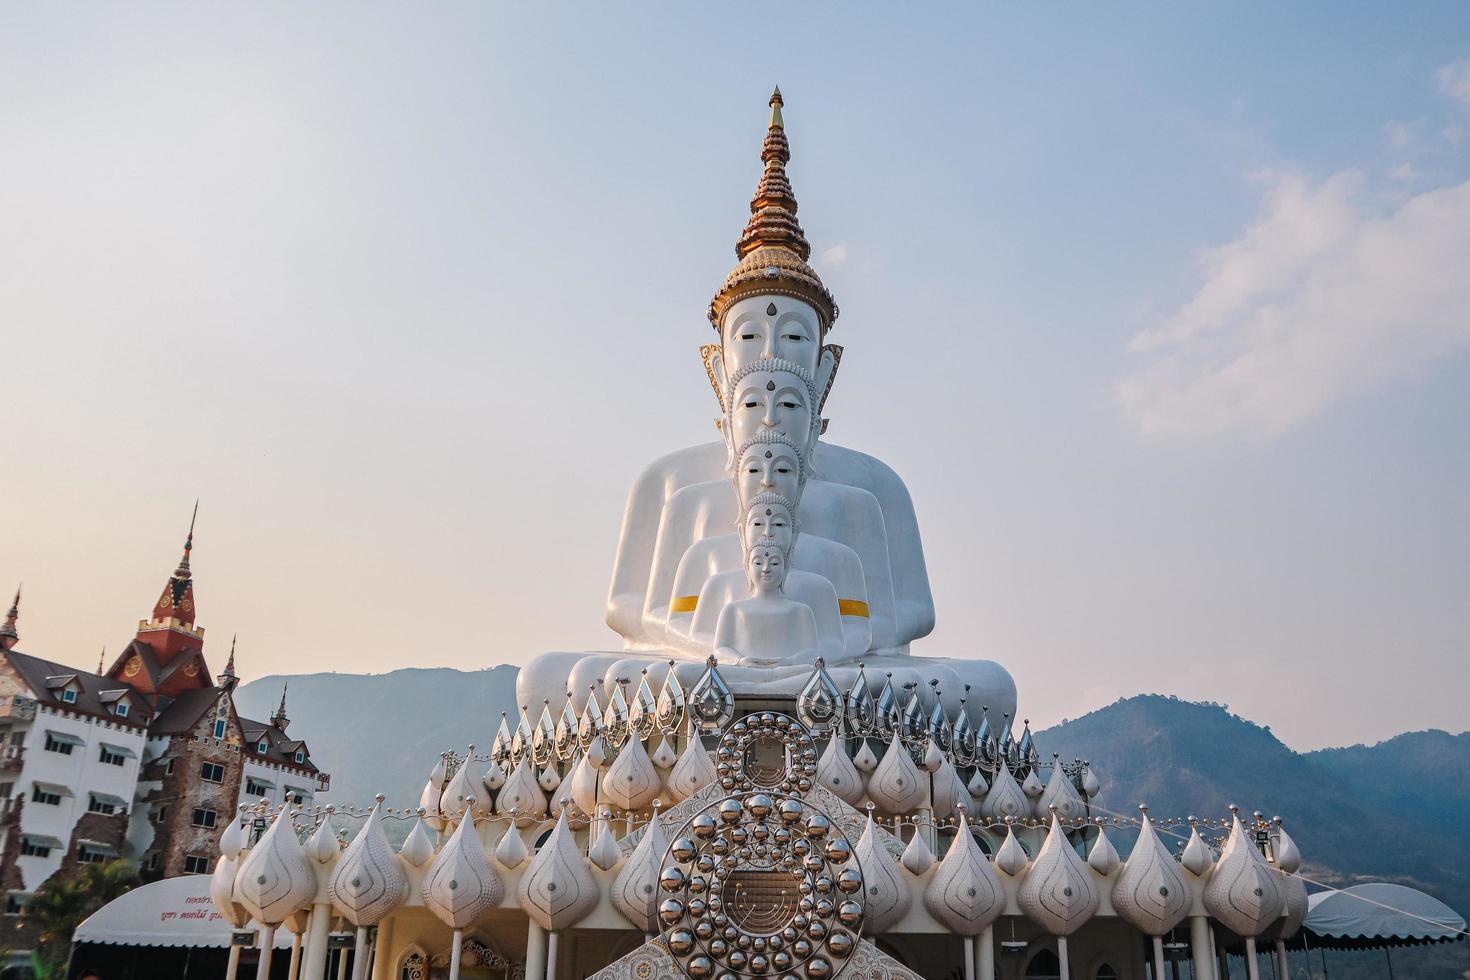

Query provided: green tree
[24,859,139,976]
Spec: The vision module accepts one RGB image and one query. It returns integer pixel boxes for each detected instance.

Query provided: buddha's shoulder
[793,534,861,564]
[630,442,726,494]
[666,476,735,512]
[812,442,914,502]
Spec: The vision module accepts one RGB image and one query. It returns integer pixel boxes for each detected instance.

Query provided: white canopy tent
[74,874,291,949]
[1305,882,1466,948]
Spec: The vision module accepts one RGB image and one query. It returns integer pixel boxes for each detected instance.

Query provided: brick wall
[145,693,243,878]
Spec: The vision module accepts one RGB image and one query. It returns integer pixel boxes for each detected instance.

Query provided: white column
[1243,937,1260,980]
[963,937,976,980]
[1189,916,1215,980]
[524,921,548,980]
[350,926,370,980]
[224,944,242,980]
[546,931,560,980]
[288,931,303,980]
[448,927,464,980]
[302,904,331,980]
[1056,936,1071,980]
[258,925,277,980]
[1152,935,1166,980]
[1274,940,1290,980]
[977,924,995,980]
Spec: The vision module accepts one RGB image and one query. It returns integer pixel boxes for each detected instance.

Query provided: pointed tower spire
[272,683,290,732]
[96,646,106,676]
[218,634,238,689]
[708,88,838,333]
[176,499,199,577]
[148,503,202,630]
[0,584,20,652]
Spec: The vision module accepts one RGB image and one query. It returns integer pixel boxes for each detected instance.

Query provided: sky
[3,4,1468,752]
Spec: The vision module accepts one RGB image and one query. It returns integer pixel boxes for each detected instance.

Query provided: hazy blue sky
[4,4,1468,750]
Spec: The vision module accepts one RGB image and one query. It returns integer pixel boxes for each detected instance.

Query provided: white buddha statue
[517,89,1016,729]
[669,491,862,661]
[667,492,871,659]
[714,543,824,666]
[605,90,933,655]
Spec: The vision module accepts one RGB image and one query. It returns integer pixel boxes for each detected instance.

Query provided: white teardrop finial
[924,808,1004,935]
[868,733,926,815]
[1112,809,1189,936]
[399,817,434,868]
[422,808,504,928]
[1017,813,1101,936]
[326,801,408,927]
[1203,812,1285,938]
[899,828,935,875]
[517,811,599,931]
[994,822,1029,877]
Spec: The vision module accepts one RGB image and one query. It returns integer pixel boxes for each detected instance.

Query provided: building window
[4,893,29,914]
[183,854,210,875]
[294,750,305,764]
[99,746,127,766]
[43,733,75,756]
[31,786,62,806]
[147,852,161,871]
[284,787,309,804]
[213,719,227,739]
[60,689,77,704]
[191,808,217,829]
[77,844,110,864]
[114,704,129,717]
[0,782,12,798]
[245,778,271,798]
[19,839,51,858]
[257,740,269,754]
[200,762,225,783]
[86,795,118,815]
[153,805,168,824]
[165,758,175,775]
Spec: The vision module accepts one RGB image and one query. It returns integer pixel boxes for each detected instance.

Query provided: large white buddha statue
[518,89,1016,727]
[606,89,933,655]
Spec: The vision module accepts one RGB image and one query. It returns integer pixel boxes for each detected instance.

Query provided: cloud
[1439,58,1470,111]
[819,242,849,269]
[1118,170,1470,438]
[1382,119,1419,149]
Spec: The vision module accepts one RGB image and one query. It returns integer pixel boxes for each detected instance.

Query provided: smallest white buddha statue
[713,543,833,667]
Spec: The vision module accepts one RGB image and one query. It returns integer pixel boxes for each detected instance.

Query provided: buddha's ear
[701,344,728,414]
[816,344,843,415]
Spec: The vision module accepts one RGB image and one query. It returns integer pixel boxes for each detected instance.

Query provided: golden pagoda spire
[736,86,810,261]
[709,88,838,332]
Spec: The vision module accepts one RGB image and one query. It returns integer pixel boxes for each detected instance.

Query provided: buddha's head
[733,432,806,503]
[720,295,822,379]
[746,543,789,596]
[723,358,819,461]
[740,492,799,554]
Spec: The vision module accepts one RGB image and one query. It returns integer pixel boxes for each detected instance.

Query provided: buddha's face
[748,544,787,595]
[743,502,795,553]
[728,369,815,452]
[736,444,802,503]
[721,295,822,379]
